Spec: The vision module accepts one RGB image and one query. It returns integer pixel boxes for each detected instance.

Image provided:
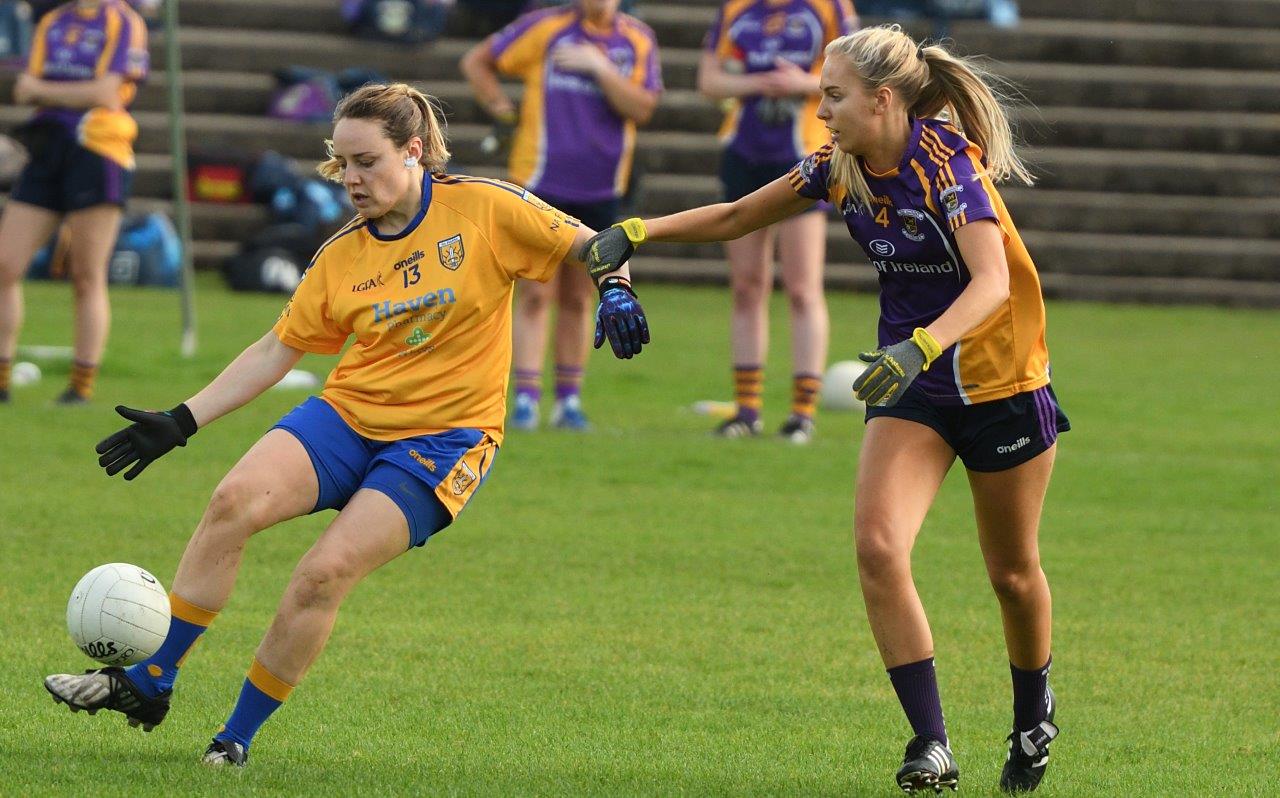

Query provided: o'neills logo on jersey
[371,288,457,323]
[393,250,426,271]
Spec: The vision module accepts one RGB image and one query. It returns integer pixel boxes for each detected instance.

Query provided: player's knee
[987,564,1041,604]
[785,287,822,315]
[853,520,910,577]
[289,555,355,609]
[518,285,553,315]
[204,476,270,534]
[0,253,27,285]
[731,280,769,309]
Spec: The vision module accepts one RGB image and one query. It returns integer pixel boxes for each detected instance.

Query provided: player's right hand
[582,218,646,280]
[593,276,650,359]
[95,404,198,481]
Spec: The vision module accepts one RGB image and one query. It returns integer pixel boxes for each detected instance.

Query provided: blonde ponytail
[823,25,1033,212]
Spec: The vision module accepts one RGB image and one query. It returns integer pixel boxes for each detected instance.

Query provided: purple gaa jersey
[705,0,856,164]
[489,6,663,204]
[788,118,1052,405]
[26,0,149,168]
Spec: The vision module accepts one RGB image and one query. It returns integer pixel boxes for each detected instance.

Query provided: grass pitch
[0,275,1276,796]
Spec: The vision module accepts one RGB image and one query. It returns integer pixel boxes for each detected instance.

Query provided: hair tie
[916,41,927,62]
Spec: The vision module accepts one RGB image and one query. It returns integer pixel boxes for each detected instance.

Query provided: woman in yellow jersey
[583,26,1067,794]
[698,0,855,443]
[0,0,148,404]
[43,83,649,767]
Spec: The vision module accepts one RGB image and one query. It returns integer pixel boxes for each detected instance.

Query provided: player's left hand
[593,277,650,359]
[852,328,942,407]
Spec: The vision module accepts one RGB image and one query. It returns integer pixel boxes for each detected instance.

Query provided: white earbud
[404,156,419,169]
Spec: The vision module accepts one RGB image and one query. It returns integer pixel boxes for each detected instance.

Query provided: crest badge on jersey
[940,185,967,221]
[451,461,477,495]
[437,234,464,271]
[898,208,927,242]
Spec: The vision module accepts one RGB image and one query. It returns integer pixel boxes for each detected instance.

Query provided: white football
[66,563,170,666]
[822,360,869,411]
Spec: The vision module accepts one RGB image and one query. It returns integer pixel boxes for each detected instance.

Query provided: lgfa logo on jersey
[437,234,464,271]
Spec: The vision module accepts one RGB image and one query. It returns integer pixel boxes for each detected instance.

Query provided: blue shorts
[866,384,1071,472]
[273,397,498,548]
[10,123,133,213]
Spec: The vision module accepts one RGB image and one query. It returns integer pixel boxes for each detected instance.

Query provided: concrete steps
[4,0,1274,304]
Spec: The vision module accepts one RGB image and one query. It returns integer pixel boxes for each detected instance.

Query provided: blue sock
[125,592,216,698]
[215,658,294,750]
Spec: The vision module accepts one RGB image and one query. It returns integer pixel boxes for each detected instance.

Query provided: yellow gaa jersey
[273,172,580,444]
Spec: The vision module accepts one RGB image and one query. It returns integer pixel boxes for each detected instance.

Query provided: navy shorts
[542,194,620,234]
[10,125,133,213]
[719,148,824,212]
[866,384,1071,472]
[273,397,498,548]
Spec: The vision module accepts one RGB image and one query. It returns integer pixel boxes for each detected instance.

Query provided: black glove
[581,218,646,280]
[593,276,650,359]
[95,404,198,480]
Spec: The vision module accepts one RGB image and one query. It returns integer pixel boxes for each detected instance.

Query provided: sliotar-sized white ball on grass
[821,360,869,411]
[66,563,170,666]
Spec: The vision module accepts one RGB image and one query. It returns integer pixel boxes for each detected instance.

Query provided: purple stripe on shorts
[106,161,122,204]
[1033,387,1055,448]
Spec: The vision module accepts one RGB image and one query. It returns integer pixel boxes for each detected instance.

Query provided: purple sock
[514,369,541,403]
[554,364,583,402]
[1011,655,1051,731]
[888,657,948,746]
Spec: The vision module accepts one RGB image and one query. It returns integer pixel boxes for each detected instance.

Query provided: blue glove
[593,276,650,359]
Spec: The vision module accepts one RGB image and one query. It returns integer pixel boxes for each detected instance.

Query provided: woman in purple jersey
[461,0,662,431]
[581,24,1068,795]
[698,0,856,443]
[0,0,148,405]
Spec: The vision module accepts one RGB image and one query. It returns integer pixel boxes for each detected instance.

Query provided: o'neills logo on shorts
[408,449,437,472]
[996,436,1031,454]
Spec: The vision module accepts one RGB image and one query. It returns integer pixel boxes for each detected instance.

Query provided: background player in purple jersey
[698,0,856,443]
[461,0,662,431]
[0,0,147,405]
[581,24,1069,794]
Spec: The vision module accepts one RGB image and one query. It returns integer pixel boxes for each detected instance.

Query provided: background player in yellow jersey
[0,0,148,404]
[698,0,855,442]
[461,0,662,430]
[583,26,1068,794]
[42,83,649,767]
